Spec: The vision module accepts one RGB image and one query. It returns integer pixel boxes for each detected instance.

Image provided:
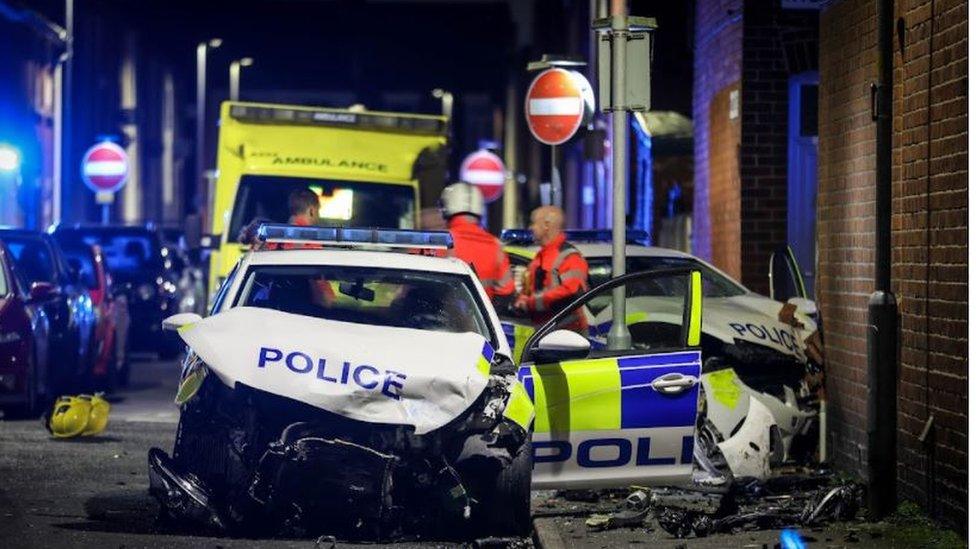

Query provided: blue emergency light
[256,223,453,249]
[500,228,649,245]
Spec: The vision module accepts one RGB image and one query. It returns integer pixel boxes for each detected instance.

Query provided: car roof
[243,247,474,275]
[505,242,695,260]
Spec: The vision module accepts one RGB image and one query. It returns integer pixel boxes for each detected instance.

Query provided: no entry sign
[81,141,129,194]
[460,150,506,203]
[525,68,586,145]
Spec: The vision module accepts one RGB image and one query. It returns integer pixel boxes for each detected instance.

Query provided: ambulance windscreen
[229,175,415,239]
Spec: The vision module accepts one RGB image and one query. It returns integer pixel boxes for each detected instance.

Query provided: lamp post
[195,38,221,227]
[0,144,23,227]
[229,57,254,101]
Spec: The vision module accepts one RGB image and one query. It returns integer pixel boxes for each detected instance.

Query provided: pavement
[0,355,963,548]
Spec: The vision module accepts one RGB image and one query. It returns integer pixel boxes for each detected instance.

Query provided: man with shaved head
[513,206,589,334]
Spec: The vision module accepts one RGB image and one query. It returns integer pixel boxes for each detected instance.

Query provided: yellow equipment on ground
[48,394,111,438]
[207,101,450,297]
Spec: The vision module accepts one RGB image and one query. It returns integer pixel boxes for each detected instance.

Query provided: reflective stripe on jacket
[447,217,515,303]
[521,232,589,333]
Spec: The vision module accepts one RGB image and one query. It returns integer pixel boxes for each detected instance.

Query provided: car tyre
[476,436,532,537]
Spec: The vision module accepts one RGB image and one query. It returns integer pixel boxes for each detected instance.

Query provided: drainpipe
[866,0,898,521]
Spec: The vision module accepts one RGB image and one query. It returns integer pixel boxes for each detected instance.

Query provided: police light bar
[500,229,649,245]
[257,224,453,250]
[228,104,448,136]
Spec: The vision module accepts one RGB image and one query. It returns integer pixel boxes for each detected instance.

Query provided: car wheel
[475,436,533,537]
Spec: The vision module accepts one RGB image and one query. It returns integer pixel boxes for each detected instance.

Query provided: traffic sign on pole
[460,149,506,203]
[524,68,586,145]
[81,141,129,194]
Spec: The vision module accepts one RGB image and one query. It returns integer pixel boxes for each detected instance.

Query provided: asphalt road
[0,355,952,548]
[0,356,477,549]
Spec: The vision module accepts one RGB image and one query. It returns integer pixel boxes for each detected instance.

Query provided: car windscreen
[234,265,493,343]
[228,176,416,240]
[2,236,57,286]
[57,243,99,290]
[587,256,746,298]
[57,230,163,280]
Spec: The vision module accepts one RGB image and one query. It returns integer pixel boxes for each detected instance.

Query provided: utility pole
[608,0,629,349]
[195,38,221,227]
[594,3,655,350]
[229,57,253,101]
[58,0,73,224]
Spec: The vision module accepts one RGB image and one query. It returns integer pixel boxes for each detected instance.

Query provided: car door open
[518,268,704,489]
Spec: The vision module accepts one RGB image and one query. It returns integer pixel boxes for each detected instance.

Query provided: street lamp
[195,38,221,227]
[0,145,21,173]
[229,57,254,101]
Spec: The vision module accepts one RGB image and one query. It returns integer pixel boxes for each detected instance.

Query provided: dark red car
[0,239,52,416]
[55,239,130,390]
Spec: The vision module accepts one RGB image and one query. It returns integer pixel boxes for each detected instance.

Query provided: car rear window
[3,236,57,286]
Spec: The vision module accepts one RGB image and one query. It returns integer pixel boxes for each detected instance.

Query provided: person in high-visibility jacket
[513,206,589,334]
[439,182,515,309]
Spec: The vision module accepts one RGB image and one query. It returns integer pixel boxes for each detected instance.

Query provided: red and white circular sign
[81,141,129,194]
[460,150,506,203]
[525,68,586,145]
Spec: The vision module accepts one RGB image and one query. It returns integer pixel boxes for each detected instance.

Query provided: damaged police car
[148,226,536,539]
[502,231,825,477]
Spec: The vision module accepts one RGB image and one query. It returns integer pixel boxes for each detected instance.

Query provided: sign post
[525,66,592,207]
[81,141,129,225]
[460,149,506,205]
[594,9,657,350]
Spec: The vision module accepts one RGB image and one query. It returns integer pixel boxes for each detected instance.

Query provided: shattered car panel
[177,306,494,435]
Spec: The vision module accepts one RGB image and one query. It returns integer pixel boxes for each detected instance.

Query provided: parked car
[52,235,130,390]
[50,224,182,359]
[0,229,95,397]
[0,238,52,416]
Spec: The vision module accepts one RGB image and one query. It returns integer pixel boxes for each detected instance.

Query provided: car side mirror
[787,296,818,317]
[162,312,203,332]
[527,329,591,363]
[28,282,59,303]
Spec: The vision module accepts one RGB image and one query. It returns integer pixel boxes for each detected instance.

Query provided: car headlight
[137,283,156,301]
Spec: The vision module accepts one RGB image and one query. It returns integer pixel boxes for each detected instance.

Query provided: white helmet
[439,182,484,219]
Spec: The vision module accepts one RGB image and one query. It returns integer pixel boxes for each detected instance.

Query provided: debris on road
[568,470,864,539]
[45,393,111,438]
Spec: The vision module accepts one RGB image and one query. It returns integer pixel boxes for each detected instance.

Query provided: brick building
[693,0,818,293]
[819,0,968,530]
[694,0,967,530]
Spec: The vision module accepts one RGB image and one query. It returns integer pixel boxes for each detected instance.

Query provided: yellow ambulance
[206,102,449,295]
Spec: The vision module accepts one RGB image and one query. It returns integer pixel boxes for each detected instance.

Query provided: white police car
[148,224,709,539]
[503,230,824,476]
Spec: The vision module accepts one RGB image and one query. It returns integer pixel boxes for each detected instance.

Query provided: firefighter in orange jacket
[440,182,515,308]
[513,206,589,334]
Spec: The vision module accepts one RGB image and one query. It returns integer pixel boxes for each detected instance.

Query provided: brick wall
[692,0,742,263]
[818,0,878,478]
[694,0,817,291]
[739,1,818,292]
[819,0,968,531]
[890,0,968,530]
[708,82,742,278]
